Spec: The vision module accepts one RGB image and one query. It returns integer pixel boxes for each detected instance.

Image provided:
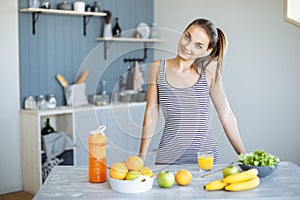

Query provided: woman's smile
[177,24,211,60]
[180,46,191,56]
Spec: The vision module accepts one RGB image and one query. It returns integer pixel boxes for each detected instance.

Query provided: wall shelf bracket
[123,42,148,63]
[32,12,41,35]
[83,16,92,36]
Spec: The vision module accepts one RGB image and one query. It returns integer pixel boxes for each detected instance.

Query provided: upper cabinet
[284,0,300,27]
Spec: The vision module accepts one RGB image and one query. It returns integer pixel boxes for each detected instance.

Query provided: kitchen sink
[118,90,146,103]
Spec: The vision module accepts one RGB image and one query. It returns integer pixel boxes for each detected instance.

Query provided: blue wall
[19,0,154,107]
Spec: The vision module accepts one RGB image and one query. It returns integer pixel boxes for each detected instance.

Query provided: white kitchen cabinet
[20,102,162,194]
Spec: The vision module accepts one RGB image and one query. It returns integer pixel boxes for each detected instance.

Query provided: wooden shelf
[20,8,107,17]
[41,147,74,154]
[95,37,163,43]
[96,37,163,61]
[20,8,107,36]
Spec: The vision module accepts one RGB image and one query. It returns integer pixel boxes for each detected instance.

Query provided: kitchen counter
[20,102,150,194]
[33,161,300,199]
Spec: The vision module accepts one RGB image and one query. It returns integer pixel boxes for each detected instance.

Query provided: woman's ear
[200,49,211,58]
[206,48,213,56]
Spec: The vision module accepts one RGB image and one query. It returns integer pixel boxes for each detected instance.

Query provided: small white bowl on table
[109,175,155,193]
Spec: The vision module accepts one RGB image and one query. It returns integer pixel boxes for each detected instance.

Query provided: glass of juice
[197,150,214,173]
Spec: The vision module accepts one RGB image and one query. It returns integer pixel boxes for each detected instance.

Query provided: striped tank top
[155,59,219,165]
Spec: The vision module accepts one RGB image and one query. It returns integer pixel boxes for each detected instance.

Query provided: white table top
[33,161,300,199]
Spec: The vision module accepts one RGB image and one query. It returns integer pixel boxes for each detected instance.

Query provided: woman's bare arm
[139,60,161,160]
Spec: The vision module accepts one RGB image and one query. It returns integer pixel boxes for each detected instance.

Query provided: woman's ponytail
[212,28,227,82]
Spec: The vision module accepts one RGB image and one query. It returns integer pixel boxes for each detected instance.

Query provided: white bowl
[109,175,154,193]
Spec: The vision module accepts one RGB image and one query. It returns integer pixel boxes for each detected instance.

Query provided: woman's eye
[195,44,202,49]
[184,34,190,41]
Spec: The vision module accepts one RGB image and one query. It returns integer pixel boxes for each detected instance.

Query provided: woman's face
[177,24,211,61]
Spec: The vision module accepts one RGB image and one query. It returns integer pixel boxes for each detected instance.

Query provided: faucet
[119,75,126,92]
[101,80,107,95]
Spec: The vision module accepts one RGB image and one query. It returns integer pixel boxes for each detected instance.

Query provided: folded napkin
[125,66,134,90]
[43,132,74,160]
[133,61,144,92]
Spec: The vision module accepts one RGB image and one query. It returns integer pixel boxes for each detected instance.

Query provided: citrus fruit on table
[140,167,154,178]
[175,169,192,186]
[125,155,144,171]
[110,162,128,180]
[125,171,142,180]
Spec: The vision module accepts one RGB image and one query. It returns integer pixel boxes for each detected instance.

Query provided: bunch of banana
[204,168,260,192]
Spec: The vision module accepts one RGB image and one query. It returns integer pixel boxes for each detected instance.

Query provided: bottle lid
[90,125,106,136]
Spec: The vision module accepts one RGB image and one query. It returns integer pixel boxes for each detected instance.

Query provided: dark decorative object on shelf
[113,17,122,37]
[92,1,100,12]
[85,4,92,12]
[41,118,55,151]
[41,118,55,136]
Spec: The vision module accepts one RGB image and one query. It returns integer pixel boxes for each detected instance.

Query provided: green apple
[223,165,239,178]
[125,171,142,180]
[157,170,175,188]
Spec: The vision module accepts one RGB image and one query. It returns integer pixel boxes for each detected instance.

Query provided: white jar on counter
[36,95,47,110]
[24,96,36,110]
[46,94,57,109]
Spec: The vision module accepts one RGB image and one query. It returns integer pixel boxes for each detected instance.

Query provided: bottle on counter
[88,125,107,183]
[46,94,57,109]
[41,118,55,151]
[112,17,121,37]
[42,118,55,136]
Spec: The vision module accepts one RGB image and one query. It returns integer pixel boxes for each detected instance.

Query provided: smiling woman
[139,18,246,165]
[154,0,300,167]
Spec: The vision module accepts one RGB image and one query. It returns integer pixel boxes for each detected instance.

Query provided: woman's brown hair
[186,19,228,82]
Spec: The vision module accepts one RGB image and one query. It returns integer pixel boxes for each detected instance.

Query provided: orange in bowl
[110,162,128,180]
[125,155,144,171]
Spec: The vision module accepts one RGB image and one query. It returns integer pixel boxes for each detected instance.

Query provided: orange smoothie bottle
[88,125,107,183]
